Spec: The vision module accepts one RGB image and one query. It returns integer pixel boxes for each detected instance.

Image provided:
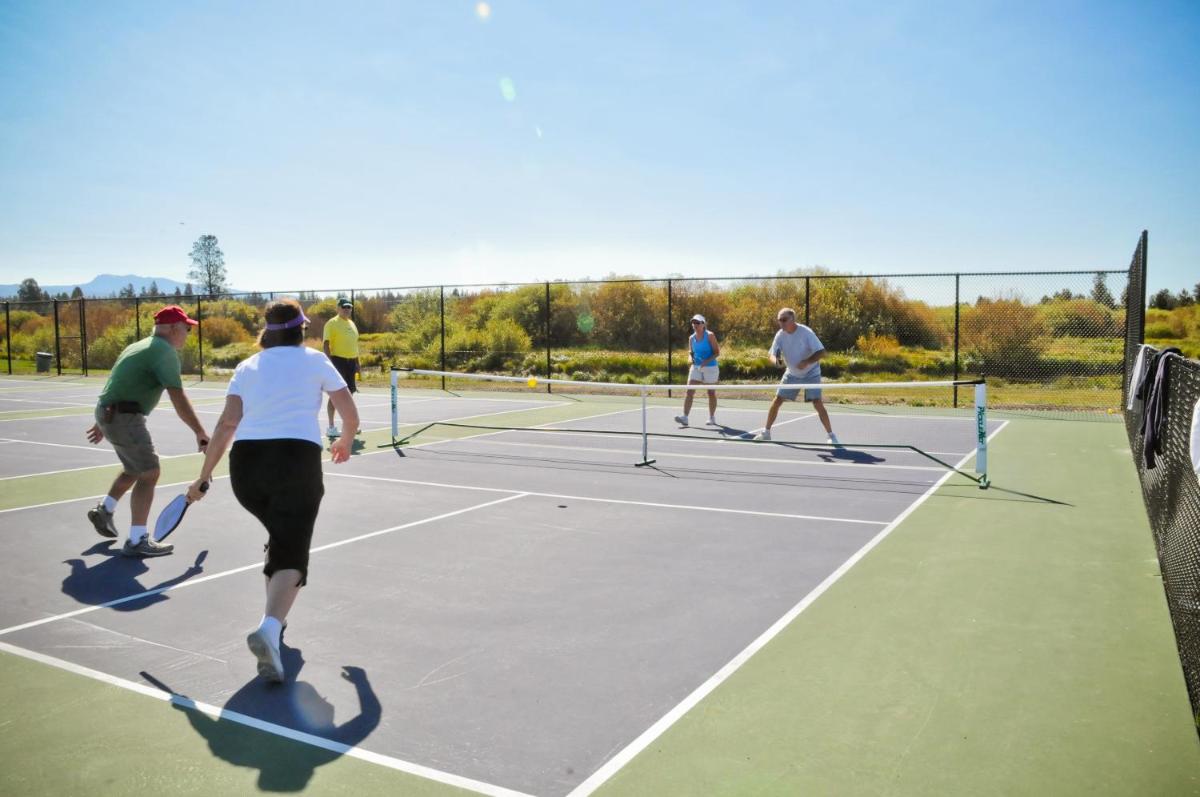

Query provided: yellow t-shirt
[323,315,359,358]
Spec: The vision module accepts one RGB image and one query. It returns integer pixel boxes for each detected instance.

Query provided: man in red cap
[85,305,210,557]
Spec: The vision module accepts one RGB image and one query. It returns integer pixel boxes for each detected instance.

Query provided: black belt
[108,401,143,414]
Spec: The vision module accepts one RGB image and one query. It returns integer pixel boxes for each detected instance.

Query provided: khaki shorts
[95,407,159,474]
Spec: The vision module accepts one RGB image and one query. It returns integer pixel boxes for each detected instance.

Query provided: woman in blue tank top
[675,314,721,427]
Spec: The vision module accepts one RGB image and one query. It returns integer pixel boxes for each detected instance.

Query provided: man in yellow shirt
[323,298,359,437]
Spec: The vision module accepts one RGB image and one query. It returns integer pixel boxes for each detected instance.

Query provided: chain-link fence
[1121,230,1200,732]
[1,263,1132,414]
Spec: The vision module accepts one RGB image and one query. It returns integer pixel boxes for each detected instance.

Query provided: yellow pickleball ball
[527,377,538,388]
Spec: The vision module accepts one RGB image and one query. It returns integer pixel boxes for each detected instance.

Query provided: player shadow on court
[61,541,208,610]
[144,646,381,792]
[814,446,886,465]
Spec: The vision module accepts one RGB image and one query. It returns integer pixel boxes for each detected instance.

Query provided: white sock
[258,615,283,647]
[128,525,148,543]
[102,496,118,513]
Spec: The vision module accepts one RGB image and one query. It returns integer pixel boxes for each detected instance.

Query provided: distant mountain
[1,274,244,299]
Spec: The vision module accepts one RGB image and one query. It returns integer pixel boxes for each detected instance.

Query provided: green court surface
[1,378,1198,796]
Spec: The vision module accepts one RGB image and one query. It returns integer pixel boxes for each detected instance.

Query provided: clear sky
[1,1,1197,296]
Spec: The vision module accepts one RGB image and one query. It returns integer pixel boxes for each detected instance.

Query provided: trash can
[36,351,53,373]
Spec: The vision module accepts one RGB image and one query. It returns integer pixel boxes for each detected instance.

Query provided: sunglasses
[690,320,704,325]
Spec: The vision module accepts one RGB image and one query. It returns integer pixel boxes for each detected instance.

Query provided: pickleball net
[387,368,992,487]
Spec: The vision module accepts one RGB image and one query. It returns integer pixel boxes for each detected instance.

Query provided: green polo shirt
[97,335,183,415]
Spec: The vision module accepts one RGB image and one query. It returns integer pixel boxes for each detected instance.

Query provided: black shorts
[329,355,358,393]
[230,439,325,586]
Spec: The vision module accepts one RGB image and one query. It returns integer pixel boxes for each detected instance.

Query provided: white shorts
[687,365,719,384]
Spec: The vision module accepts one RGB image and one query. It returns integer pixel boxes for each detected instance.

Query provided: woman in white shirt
[187,298,359,683]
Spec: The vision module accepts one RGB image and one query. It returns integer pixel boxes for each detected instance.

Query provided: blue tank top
[690,332,717,366]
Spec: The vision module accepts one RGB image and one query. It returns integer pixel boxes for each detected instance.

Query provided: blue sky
[1,1,1197,297]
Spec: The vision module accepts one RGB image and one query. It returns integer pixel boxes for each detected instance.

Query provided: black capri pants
[230,438,325,586]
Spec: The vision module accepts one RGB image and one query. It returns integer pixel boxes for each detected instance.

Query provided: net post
[635,386,656,467]
[390,367,399,443]
[974,381,989,488]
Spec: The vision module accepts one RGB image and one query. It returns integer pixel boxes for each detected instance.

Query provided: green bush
[204,342,259,368]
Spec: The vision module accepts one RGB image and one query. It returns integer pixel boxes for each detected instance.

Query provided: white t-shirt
[227,346,348,445]
[771,325,824,378]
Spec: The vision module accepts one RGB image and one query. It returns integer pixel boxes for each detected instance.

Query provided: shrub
[483,318,532,355]
[960,298,1049,376]
[1040,299,1121,337]
[204,342,259,368]
[855,332,901,356]
[200,316,252,347]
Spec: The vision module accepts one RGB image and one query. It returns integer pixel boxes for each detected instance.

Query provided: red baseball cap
[153,305,199,326]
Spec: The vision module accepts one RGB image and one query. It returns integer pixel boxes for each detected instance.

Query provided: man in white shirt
[753,307,840,445]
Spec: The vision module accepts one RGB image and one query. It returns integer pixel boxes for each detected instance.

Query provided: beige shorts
[687,365,719,384]
[95,407,160,474]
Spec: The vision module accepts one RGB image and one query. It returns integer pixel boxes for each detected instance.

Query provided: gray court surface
[0,385,1001,796]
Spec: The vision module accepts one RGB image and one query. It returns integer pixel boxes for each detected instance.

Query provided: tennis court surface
[1,374,1198,796]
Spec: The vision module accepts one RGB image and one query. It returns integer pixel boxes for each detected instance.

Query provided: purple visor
[264,312,309,331]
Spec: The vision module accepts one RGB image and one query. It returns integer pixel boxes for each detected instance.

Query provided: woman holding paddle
[187,298,359,683]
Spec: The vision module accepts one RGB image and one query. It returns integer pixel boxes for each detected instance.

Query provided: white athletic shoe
[247,627,285,683]
[706,417,718,426]
[753,429,771,441]
[827,433,842,447]
[674,415,688,427]
[327,425,340,438]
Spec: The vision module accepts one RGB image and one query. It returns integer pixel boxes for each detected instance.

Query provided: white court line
[324,471,888,526]
[0,397,97,407]
[418,437,948,473]
[0,398,227,422]
[0,450,204,483]
[0,641,535,797]
[563,418,1011,797]
[0,492,527,637]
[0,476,212,514]
[0,437,113,454]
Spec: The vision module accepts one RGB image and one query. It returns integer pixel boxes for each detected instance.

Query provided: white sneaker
[753,429,771,441]
[827,433,842,447]
[247,627,285,683]
[706,417,718,425]
[674,415,688,427]
[327,425,340,438]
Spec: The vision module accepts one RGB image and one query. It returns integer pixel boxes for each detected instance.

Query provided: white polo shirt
[228,346,347,445]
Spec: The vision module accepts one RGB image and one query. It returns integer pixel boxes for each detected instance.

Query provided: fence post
[197,296,204,381]
[79,298,88,376]
[804,277,811,327]
[135,297,141,340]
[953,274,961,408]
[439,286,446,391]
[4,302,10,375]
[544,282,552,393]
[53,299,62,376]
[666,279,673,397]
